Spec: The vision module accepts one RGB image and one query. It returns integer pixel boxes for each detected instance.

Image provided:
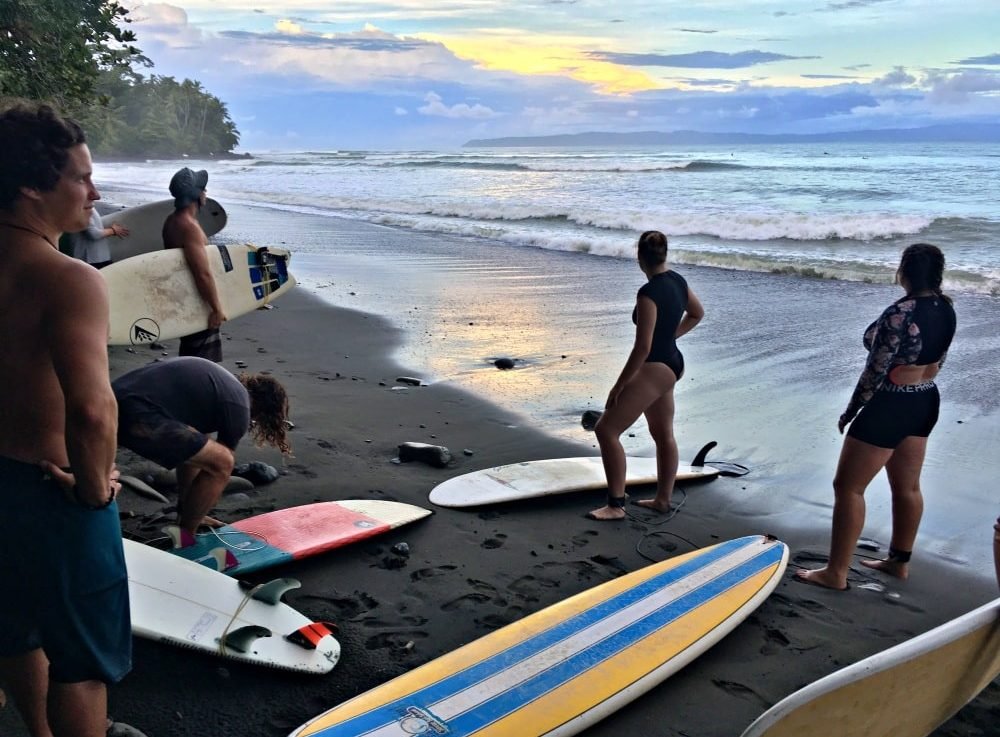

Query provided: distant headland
[464,123,1000,147]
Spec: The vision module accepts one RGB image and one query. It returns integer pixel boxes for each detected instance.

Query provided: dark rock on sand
[224,475,256,494]
[493,357,515,370]
[396,376,424,386]
[118,475,170,503]
[581,409,603,431]
[397,442,452,468]
[149,469,178,490]
[232,461,280,485]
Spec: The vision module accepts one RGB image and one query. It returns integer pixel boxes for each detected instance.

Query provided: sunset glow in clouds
[122,1,1000,149]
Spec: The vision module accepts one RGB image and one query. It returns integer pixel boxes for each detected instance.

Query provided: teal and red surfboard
[165,499,431,575]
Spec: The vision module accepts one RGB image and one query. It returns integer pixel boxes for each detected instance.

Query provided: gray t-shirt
[71,208,111,264]
[112,357,251,448]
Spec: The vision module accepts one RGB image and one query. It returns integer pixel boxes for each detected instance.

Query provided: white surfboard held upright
[102,197,228,262]
[103,243,295,345]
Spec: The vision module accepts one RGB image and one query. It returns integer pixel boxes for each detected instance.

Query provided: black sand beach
[2,220,997,737]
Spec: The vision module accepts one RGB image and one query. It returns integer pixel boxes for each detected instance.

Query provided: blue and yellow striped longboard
[290,534,788,737]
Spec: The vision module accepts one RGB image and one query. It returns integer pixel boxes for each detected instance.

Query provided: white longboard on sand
[290,534,788,737]
[102,197,227,262]
[740,597,1000,737]
[125,540,339,674]
[103,243,295,345]
[429,455,720,508]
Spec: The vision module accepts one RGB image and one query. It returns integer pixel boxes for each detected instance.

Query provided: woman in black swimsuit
[798,243,956,589]
[587,231,704,521]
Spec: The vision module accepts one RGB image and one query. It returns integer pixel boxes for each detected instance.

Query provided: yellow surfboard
[291,534,788,737]
[741,597,1000,737]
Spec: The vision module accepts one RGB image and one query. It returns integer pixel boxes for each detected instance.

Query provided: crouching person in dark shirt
[113,357,291,540]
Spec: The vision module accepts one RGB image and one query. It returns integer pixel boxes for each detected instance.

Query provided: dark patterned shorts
[117,395,210,469]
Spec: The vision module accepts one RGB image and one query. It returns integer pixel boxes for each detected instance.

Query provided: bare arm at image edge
[994,516,1000,591]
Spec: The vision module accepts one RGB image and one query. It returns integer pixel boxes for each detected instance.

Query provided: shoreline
[5,284,995,737]
[214,199,1000,576]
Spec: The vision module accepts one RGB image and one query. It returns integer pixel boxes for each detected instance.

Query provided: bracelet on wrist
[72,483,116,510]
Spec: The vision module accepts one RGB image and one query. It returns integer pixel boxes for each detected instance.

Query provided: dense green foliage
[0,0,140,105]
[0,0,241,157]
[76,71,241,157]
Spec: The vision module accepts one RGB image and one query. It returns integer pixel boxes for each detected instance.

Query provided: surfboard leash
[219,582,265,657]
[625,486,704,563]
[207,527,269,553]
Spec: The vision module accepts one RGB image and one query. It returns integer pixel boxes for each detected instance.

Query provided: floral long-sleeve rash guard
[841,295,956,424]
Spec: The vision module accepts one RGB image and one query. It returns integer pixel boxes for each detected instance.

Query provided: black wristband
[72,484,116,510]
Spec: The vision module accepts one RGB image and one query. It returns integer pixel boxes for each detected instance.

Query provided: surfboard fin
[164,525,196,549]
[690,442,750,476]
[206,547,239,571]
[239,577,301,605]
[286,621,339,650]
[691,441,718,467]
[221,625,272,653]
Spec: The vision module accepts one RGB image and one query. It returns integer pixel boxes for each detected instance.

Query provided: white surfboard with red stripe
[125,540,340,674]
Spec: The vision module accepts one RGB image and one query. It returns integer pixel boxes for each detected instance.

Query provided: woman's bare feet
[634,498,671,513]
[586,504,625,521]
[859,557,909,579]
[795,567,849,591]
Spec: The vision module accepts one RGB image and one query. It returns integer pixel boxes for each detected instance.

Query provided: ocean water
[96,142,1000,295]
[95,145,1000,575]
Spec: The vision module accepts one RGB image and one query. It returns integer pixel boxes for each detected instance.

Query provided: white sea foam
[92,142,1000,294]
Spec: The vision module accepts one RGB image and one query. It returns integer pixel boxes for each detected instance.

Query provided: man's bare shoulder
[163,209,208,249]
[43,253,108,303]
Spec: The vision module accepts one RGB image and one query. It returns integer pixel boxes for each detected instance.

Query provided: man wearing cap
[163,167,226,362]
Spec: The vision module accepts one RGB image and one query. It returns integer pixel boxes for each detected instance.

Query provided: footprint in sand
[286,463,318,479]
[770,591,836,616]
[590,554,629,574]
[507,561,601,602]
[442,579,507,611]
[358,614,428,628]
[477,607,528,630]
[540,559,601,580]
[298,591,379,620]
[712,680,770,709]
[759,627,794,656]
[570,530,598,547]
[410,564,458,582]
[481,534,507,549]
[365,631,429,651]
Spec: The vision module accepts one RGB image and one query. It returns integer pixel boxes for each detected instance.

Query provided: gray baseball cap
[169,167,208,208]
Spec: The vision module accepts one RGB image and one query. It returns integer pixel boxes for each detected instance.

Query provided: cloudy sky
[122,0,999,150]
